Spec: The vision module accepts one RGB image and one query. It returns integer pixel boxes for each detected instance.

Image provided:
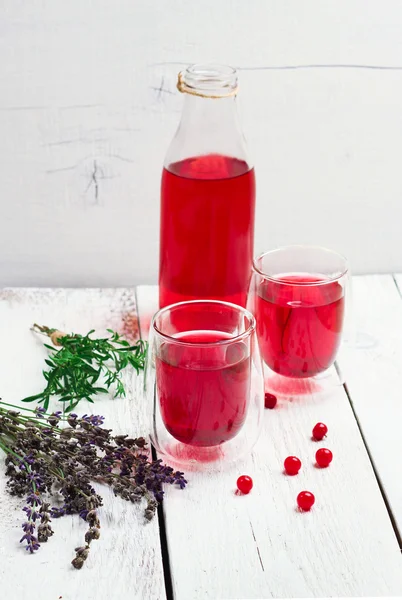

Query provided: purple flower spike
[81,414,105,427]
[25,538,40,553]
[23,508,39,521]
[50,506,66,518]
[26,492,42,506]
[21,522,35,535]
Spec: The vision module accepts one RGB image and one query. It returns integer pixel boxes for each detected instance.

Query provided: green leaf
[44,344,57,352]
[58,395,72,403]
[22,393,44,403]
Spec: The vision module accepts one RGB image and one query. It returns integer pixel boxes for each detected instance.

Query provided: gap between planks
[135,287,174,600]
[337,274,402,541]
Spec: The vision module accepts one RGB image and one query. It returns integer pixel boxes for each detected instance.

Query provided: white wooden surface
[2,1,402,286]
[2,283,402,600]
[0,289,166,600]
[137,284,402,600]
[337,275,402,538]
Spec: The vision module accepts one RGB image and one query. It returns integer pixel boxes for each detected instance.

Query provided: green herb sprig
[22,324,147,413]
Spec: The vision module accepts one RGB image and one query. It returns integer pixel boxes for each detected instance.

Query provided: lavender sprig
[0,401,187,569]
[19,466,43,553]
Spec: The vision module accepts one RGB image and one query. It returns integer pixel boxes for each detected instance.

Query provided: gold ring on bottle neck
[176,71,239,99]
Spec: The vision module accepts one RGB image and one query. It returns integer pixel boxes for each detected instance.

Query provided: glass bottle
[159,64,256,308]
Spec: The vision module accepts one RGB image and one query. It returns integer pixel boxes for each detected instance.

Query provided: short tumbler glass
[251,245,348,379]
[145,300,264,466]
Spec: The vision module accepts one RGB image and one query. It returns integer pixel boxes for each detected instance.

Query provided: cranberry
[237,475,253,494]
[264,392,277,409]
[284,456,301,476]
[312,422,328,441]
[297,491,315,511]
[316,448,333,468]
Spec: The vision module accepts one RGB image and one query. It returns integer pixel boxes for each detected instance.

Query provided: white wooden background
[1,1,402,287]
[1,279,402,599]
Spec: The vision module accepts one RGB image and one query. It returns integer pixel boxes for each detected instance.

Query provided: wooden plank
[0,288,166,600]
[137,284,402,599]
[3,2,402,286]
[337,274,402,539]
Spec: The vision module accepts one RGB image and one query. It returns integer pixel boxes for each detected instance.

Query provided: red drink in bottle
[160,154,255,308]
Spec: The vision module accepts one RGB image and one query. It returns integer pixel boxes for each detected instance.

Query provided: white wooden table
[1,278,402,600]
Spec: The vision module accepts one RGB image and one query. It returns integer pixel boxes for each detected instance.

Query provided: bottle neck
[165,94,251,168]
[180,94,239,130]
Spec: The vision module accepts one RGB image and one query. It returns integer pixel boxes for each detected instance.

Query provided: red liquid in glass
[156,330,250,447]
[159,154,256,308]
[256,274,345,378]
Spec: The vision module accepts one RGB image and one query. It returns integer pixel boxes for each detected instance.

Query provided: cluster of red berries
[236,421,333,512]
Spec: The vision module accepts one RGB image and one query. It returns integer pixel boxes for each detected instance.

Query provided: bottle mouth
[177,63,238,98]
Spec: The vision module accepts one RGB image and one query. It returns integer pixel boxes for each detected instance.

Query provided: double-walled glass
[145,300,264,466]
[250,245,349,379]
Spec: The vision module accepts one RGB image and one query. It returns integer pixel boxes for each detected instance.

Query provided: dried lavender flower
[85,527,100,544]
[71,545,90,569]
[0,400,187,569]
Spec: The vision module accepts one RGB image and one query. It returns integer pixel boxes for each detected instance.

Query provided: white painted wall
[1,1,402,286]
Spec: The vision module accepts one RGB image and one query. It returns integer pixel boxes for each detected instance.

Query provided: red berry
[284,456,301,476]
[312,422,328,441]
[237,475,253,494]
[316,448,333,468]
[297,491,315,511]
[265,392,277,409]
